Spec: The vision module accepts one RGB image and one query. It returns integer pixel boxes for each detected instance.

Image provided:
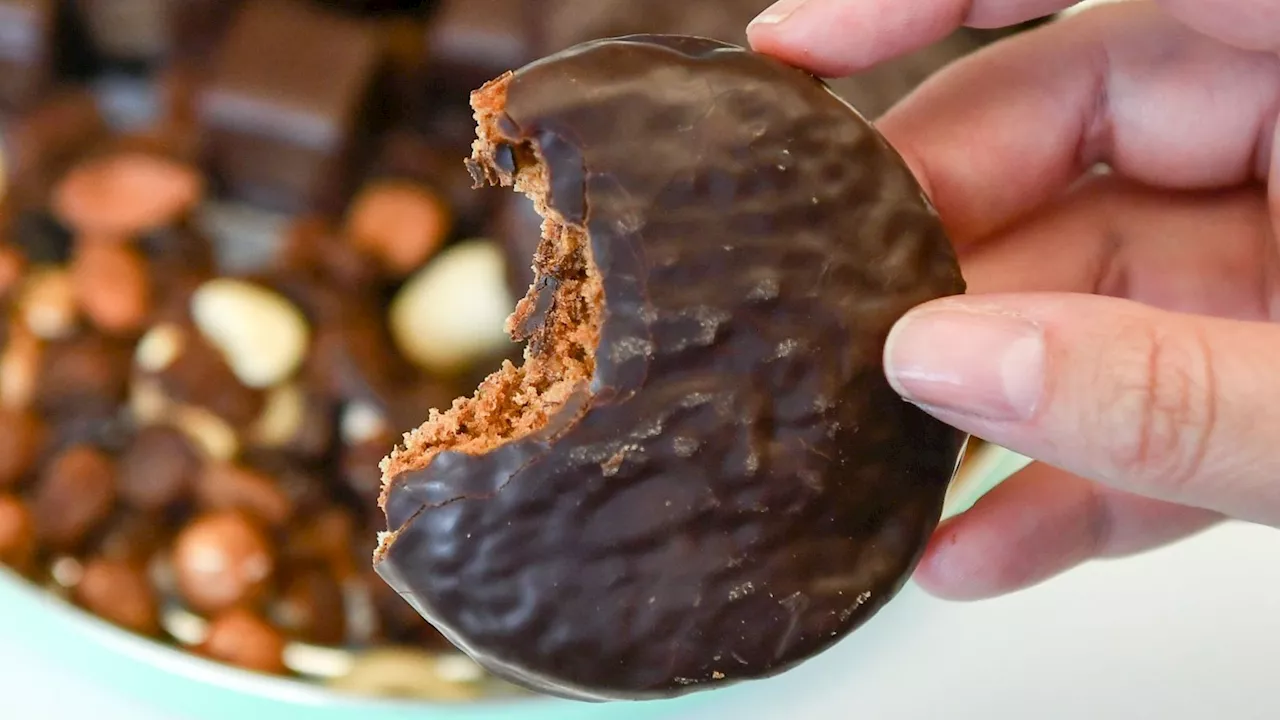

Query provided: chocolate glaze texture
[377,35,968,701]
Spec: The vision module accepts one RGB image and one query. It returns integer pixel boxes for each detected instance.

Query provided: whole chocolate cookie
[375,35,968,701]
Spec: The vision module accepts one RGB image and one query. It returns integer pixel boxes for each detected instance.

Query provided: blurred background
[0,0,1273,718]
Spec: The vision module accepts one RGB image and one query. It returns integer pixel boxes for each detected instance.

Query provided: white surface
[1,520,1278,719]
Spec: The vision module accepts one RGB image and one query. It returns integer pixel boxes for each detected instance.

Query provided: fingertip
[914,513,1018,601]
[913,519,991,601]
[746,0,961,78]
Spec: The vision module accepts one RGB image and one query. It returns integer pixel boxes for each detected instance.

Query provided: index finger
[852,4,1280,243]
[748,0,1073,77]
[747,0,1280,77]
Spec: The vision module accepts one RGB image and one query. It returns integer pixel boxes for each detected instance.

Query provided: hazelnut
[345,180,450,275]
[71,239,152,335]
[0,408,45,487]
[33,445,117,550]
[389,239,515,374]
[199,608,288,675]
[19,268,78,340]
[117,425,200,511]
[51,152,203,236]
[196,463,292,527]
[0,494,36,573]
[74,557,159,635]
[172,511,274,614]
[189,279,310,389]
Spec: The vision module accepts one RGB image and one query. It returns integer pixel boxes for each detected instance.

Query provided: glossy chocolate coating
[376,36,968,700]
[533,1,1012,124]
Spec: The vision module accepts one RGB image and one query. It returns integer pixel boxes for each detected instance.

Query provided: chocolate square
[421,0,534,105]
[0,0,57,111]
[75,0,168,63]
[73,0,241,67]
[197,0,384,213]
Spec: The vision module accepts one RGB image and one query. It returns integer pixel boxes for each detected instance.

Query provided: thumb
[884,292,1280,525]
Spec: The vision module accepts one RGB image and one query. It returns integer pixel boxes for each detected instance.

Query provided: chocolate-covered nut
[374,37,968,700]
[118,425,200,511]
[0,408,45,487]
[198,0,383,213]
[74,557,159,635]
[199,608,288,675]
[173,510,273,613]
[270,563,346,645]
[95,510,169,564]
[71,239,153,335]
[344,180,450,276]
[34,444,116,550]
[52,151,204,237]
[368,130,499,236]
[196,462,291,527]
[0,494,36,573]
[35,332,132,419]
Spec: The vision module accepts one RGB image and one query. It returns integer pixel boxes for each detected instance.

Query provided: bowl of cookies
[0,0,1027,716]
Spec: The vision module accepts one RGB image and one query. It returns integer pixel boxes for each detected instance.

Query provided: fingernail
[748,0,810,29]
[885,308,1046,421]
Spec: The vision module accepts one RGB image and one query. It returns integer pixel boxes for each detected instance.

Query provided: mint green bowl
[0,565,708,720]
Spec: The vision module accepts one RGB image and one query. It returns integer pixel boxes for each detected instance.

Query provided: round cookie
[375,34,969,701]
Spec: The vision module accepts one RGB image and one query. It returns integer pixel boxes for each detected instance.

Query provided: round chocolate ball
[172,511,274,614]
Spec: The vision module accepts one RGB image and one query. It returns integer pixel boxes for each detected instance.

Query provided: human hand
[747,0,1280,600]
